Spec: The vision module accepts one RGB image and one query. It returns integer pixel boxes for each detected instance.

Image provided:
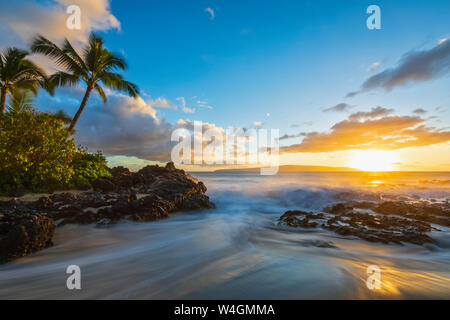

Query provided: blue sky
[1,0,449,170]
[100,0,450,130]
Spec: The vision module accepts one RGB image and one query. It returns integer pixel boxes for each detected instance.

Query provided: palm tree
[31,33,139,132]
[7,88,35,114]
[0,47,46,114]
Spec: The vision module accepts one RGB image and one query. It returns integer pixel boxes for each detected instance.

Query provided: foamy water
[1,172,449,299]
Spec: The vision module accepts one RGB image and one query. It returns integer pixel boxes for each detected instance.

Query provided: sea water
[0,171,449,299]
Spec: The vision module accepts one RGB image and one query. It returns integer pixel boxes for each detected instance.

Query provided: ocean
[1,171,449,299]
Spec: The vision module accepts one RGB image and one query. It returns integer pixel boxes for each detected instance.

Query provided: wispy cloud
[147,97,177,110]
[347,39,450,97]
[348,106,394,120]
[279,132,307,141]
[195,99,213,109]
[367,61,382,73]
[323,103,353,113]
[413,108,427,114]
[177,97,196,114]
[205,7,215,20]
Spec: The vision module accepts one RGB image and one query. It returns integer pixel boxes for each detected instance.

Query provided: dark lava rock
[92,177,116,192]
[9,188,25,198]
[0,212,55,264]
[279,210,323,229]
[165,161,176,171]
[279,199,449,246]
[0,162,214,263]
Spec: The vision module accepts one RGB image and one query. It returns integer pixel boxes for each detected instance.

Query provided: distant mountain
[215,165,360,172]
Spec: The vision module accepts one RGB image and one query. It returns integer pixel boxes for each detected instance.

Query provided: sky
[0,0,449,171]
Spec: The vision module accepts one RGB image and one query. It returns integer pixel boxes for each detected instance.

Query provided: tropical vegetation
[0,33,136,195]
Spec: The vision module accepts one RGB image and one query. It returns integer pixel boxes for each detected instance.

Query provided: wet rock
[279,199,447,245]
[92,177,116,192]
[0,163,214,263]
[0,213,55,264]
[180,194,216,210]
[324,203,353,214]
[279,211,322,228]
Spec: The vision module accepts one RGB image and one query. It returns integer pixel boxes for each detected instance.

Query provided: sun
[349,150,397,171]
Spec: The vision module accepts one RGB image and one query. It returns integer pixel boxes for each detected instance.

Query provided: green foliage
[0,109,110,195]
[71,149,111,190]
[7,88,35,114]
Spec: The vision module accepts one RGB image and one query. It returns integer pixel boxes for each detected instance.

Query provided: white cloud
[0,0,120,47]
[177,97,196,114]
[147,97,177,110]
[367,61,382,73]
[205,7,215,20]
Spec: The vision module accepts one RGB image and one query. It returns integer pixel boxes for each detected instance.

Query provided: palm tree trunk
[0,87,8,114]
[69,85,94,132]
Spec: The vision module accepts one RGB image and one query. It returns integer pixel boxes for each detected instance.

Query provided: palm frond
[99,51,128,72]
[48,71,81,88]
[61,39,89,77]
[95,83,107,103]
[100,72,139,98]
[30,35,85,76]
[7,88,35,113]
[83,33,104,74]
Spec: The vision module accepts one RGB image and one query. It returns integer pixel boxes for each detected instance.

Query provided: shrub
[0,109,111,195]
[0,109,75,194]
[71,149,111,190]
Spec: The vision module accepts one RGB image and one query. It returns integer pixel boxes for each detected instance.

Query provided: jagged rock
[0,213,55,264]
[92,177,116,192]
[180,194,216,210]
[0,163,214,264]
[279,199,449,245]
[9,188,25,198]
[165,161,176,171]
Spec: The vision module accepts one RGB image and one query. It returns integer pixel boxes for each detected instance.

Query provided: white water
[1,172,449,299]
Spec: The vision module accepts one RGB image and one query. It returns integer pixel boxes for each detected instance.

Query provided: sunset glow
[349,150,398,171]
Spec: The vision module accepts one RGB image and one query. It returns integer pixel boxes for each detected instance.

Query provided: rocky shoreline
[0,162,214,264]
[279,200,450,245]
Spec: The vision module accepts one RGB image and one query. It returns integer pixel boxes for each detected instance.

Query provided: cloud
[195,99,213,109]
[290,121,313,128]
[205,7,215,20]
[367,61,382,73]
[413,108,427,114]
[176,97,196,114]
[323,103,353,113]
[280,109,450,153]
[74,92,176,161]
[0,0,120,47]
[147,97,177,110]
[348,106,394,120]
[0,0,121,74]
[347,39,450,97]
[279,133,307,140]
